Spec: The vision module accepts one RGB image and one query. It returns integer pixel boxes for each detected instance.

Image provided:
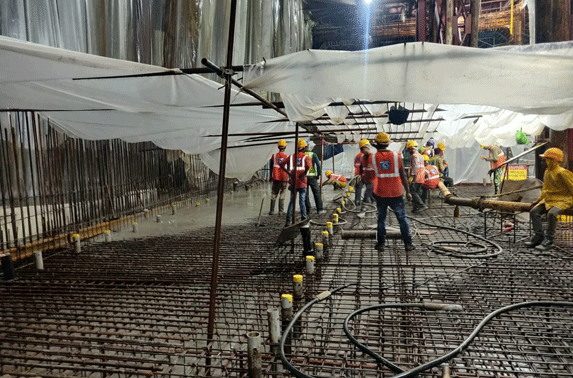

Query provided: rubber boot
[278,200,285,215]
[269,199,276,215]
[525,233,544,248]
[300,226,313,257]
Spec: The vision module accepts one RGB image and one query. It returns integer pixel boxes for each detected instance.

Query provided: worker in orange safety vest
[421,154,440,202]
[269,139,289,215]
[406,140,428,213]
[370,132,415,252]
[480,144,506,194]
[280,139,312,227]
[353,141,365,206]
[322,171,347,190]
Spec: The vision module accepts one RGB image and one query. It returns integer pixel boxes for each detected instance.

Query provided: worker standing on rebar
[480,144,506,194]
[280,139,312,227]
[353,140,366,207]
[371,132,415,252]
[525,148,573,250]
[433,143,454,187]
[357,140,375,216]
[406,140,428,213]
[269,139,289,215]
[304,140,326,216]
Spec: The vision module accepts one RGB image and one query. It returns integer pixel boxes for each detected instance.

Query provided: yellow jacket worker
[525,148,573,250]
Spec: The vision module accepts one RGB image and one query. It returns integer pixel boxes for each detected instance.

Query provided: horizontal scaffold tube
[437,182,532,212]
[340,230,402,239]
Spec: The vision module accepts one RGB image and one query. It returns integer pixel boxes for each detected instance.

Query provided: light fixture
[364,0,373,4]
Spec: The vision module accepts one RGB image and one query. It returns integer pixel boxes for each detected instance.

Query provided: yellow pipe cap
[293,274,303,283]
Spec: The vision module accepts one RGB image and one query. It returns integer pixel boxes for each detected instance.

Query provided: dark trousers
[531,205,562,241]
[305,176,323,213]
[373,194,412,245]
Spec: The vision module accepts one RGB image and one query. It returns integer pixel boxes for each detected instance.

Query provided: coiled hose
[280,283,573,378]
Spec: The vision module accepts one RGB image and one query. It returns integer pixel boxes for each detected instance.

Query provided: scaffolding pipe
[340,230,402,239]
[437,182,532,212]
[247,331,262,378]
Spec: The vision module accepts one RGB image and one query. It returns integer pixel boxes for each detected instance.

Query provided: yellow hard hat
[375,132,390,144]
[423,154,430,162]
[540,147,564,163]
[325,170,332,177]
[297,139,307,149]
[359,139,370,149]
[437,142,445,150]
[406,140,418,149]
[277,139,287,147]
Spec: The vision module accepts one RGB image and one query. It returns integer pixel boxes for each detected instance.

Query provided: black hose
[408,215,504,258]
[343,301,573,378]
[279,283,356,378]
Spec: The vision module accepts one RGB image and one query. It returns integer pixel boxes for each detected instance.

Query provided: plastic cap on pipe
[104,230,111,234]
[315,243,323,247]
[306,256,315,261]
[322,231,329,236]
[72,233,80,240]
[293,274,303,283]
[326,222,333,228]
[281,294,293,309]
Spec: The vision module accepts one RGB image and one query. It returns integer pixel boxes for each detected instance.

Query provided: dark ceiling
[303,0,417,50]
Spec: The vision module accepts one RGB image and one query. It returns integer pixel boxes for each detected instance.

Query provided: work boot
[405,244,416,252]
[278,200,285,215]
[374,243,384,252]
[535,238,554,251]
[300,227,313,255]
[524,233,544,248]
[269,199,276,215]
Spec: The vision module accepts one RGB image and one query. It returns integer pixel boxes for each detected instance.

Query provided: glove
[406,192,412,201]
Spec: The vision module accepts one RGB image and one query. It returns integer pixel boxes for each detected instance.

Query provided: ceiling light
[364,0,373,4]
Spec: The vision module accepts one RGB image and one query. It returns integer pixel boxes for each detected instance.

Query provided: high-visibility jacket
[271,151,289,182]
[410,152,425,184]
[305,151,318,177]
[489,145,506,170]
[280,151,311,189]
[371,150,404,198]
[360,153,376,184]
[354,152,363,176]
[422,165,440,189]
[328,173,347,183]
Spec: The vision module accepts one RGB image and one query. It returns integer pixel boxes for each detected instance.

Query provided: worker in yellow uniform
[525,148,573,250]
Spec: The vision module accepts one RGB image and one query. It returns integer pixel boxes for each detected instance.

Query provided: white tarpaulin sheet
[0,35,288,180]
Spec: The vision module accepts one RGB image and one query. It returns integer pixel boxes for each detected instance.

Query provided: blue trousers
[373,194,412,245]
[286,188,307,223]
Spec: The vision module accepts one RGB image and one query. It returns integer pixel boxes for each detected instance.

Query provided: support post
[470,0,480,46]
[445,0,454,44]
[207,0,238,364]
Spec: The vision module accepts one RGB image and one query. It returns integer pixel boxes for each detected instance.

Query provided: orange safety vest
[490,147,506,170]
[422,165,440,189]
[282,152,310,189]
[354,152,363,176]
[329,173,347,183]
[271,151,289,182]
[371,150,403,198]
[410,152,425,184]
[360,153,376,183]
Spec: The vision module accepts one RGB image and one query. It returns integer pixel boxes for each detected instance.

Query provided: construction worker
[406,140,428,213]
[353,140,366,206]
[421,154,440,202]
[481,144,506,194]
[525,148,573,250]
[304,140,326,215]
[280,139,312,227]
[322,170,347,190]
[269,139,289,215]
[371,132,415,252]
[433,143,453,187]
[358,139,375,214]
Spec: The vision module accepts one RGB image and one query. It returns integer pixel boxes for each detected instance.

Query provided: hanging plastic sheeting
[0,0,311,68]
[0,35,289,179]
[243,42,573,116]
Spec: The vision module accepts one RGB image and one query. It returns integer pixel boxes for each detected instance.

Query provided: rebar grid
[2,186,573,377]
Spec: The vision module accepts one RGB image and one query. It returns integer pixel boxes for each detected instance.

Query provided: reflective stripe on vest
[290,155,307,171]
[305,151,317,176]
[273,154,282,168]
[425,166,440,182]
[371,151,400,178]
